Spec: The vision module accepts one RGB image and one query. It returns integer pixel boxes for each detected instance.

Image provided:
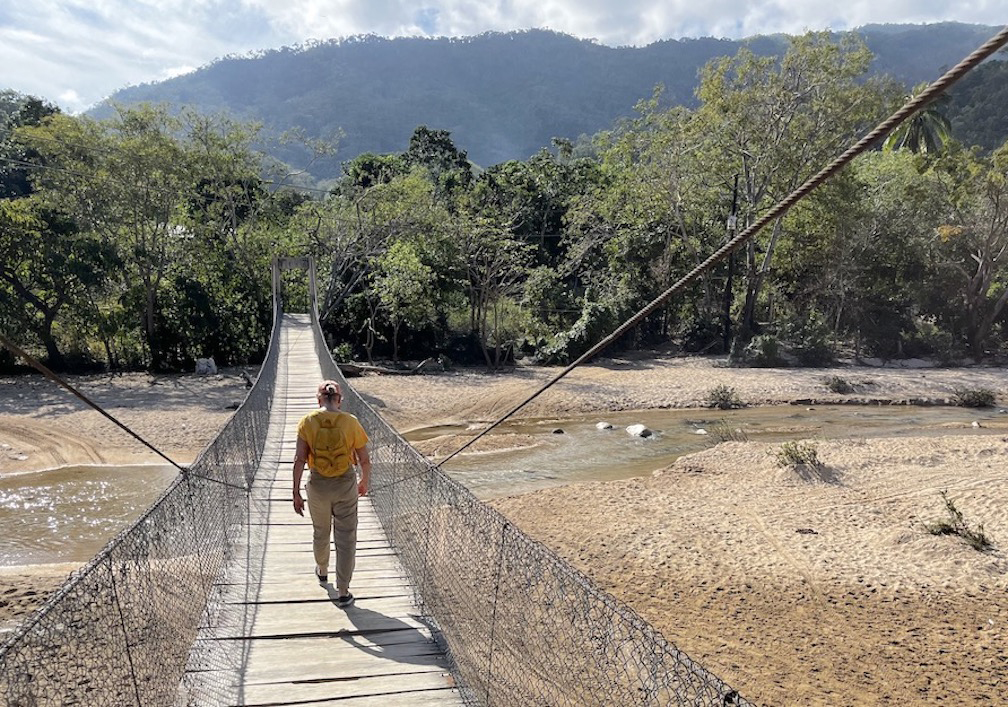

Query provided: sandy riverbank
[354,357,1008,706]
[1,357,1006,704]
[351,355,1008,431]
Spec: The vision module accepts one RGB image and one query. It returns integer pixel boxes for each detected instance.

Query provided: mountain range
[90,23,1005,181]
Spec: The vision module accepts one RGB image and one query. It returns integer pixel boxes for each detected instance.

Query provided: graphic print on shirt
[313,415,351,476]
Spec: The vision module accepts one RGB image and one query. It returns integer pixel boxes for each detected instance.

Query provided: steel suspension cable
[437,23,1008,468]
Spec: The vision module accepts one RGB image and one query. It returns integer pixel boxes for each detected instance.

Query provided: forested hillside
[6,31,1008,376]
[947,58,1008,151]
[90,24,1000,180]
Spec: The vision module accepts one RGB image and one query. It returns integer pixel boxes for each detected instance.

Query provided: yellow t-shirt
[297,410,369,477]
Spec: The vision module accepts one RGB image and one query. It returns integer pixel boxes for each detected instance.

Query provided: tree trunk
[39,316,65,370]
[739,217,784,345]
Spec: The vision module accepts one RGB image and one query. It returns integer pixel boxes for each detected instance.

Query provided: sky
[1,1,1004,113]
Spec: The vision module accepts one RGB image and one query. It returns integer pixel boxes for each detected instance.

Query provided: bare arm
[356,446,371,496]
[293,436,310,515]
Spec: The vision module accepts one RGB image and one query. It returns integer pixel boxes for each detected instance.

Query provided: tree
[0,197,117,367]
[931,141,1008,356]
[562,92,718,350]
[461,217,532,369]
[177,111,276,365]
[694,32,893,353]
[371,240,435,361]
[20,106,193,369]
[295,171,453,330]
[337,152,405,194]
[1,93,60,199]
[883,83,953,155]
[404,125,472,201]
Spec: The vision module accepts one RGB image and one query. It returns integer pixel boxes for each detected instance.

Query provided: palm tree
[883,83,953,154]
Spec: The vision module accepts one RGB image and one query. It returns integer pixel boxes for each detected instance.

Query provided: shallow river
[3,404,1005,565]
[410,404,1008,499]
[0,464,177,566]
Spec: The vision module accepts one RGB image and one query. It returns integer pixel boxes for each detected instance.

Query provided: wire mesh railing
[0,284,747,706]
[0,300,282,707]
[310,310,749,706]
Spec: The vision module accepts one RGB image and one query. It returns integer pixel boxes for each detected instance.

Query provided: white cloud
[1,1,1003,112]
[57,89,83,111]
[159,65,198,81]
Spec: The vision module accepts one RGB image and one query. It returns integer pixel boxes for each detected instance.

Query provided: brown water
[410,404,1008,499]
[4,405,1005,565]
[0,464,178,566]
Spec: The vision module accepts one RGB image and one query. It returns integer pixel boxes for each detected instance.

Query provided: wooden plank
[204,314,463,705]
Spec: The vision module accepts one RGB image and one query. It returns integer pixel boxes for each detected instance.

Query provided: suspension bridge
[0,257,746,705]
[3,25,1008,704]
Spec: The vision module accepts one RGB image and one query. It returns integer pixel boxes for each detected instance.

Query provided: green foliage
[87,26,1003,180]
[774,440,822,468]
[539,301,619,364]
[779,312,835,367]
[926,490,993,552]
[947,59,1008,153]
[372,240,435,361]
[883,83,953,155]
[331,342,353,363]
[901,318,964,364]
[4,28,1007,375]
[707,384,743,410]
[742,335,784,367]
[952,388,995,408]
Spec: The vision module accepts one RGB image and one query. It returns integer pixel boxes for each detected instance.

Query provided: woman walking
[292,380,371,607]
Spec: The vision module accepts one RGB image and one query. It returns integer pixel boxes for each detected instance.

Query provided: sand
[2,356,1006,704]
[352,355,1008,431]
[354,357,1008,706]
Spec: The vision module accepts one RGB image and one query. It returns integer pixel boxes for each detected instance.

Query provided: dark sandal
[314,567,328,583]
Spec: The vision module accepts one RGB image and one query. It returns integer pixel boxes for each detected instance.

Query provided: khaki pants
[306,469,358,593]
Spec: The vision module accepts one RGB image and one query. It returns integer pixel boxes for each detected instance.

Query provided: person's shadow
[320,583,449,669]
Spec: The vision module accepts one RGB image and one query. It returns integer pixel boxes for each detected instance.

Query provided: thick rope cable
[0,331,246,490]
[436,23,1008,468]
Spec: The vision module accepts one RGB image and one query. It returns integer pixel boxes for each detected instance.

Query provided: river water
[3,404,1004,565]
[411,404,1008,499]
[0,464,178,566]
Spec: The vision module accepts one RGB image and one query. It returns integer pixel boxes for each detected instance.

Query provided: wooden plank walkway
[211,314,463,706]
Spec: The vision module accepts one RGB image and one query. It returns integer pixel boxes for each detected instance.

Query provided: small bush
[712,419,749,443]
[793,339,834,367]
[679,315,724,353]
[331,342,353,363]
[774,440,822,468]
[927,490,992,552]
[824,376,854,394]
[952,388,995,408]
[902,319,964,364]
[743,334,784,367]
[707,384,743,410]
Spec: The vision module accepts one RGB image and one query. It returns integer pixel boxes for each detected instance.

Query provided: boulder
[626,424,653,438]
[195,357,217,375]
[595,422,614,430]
